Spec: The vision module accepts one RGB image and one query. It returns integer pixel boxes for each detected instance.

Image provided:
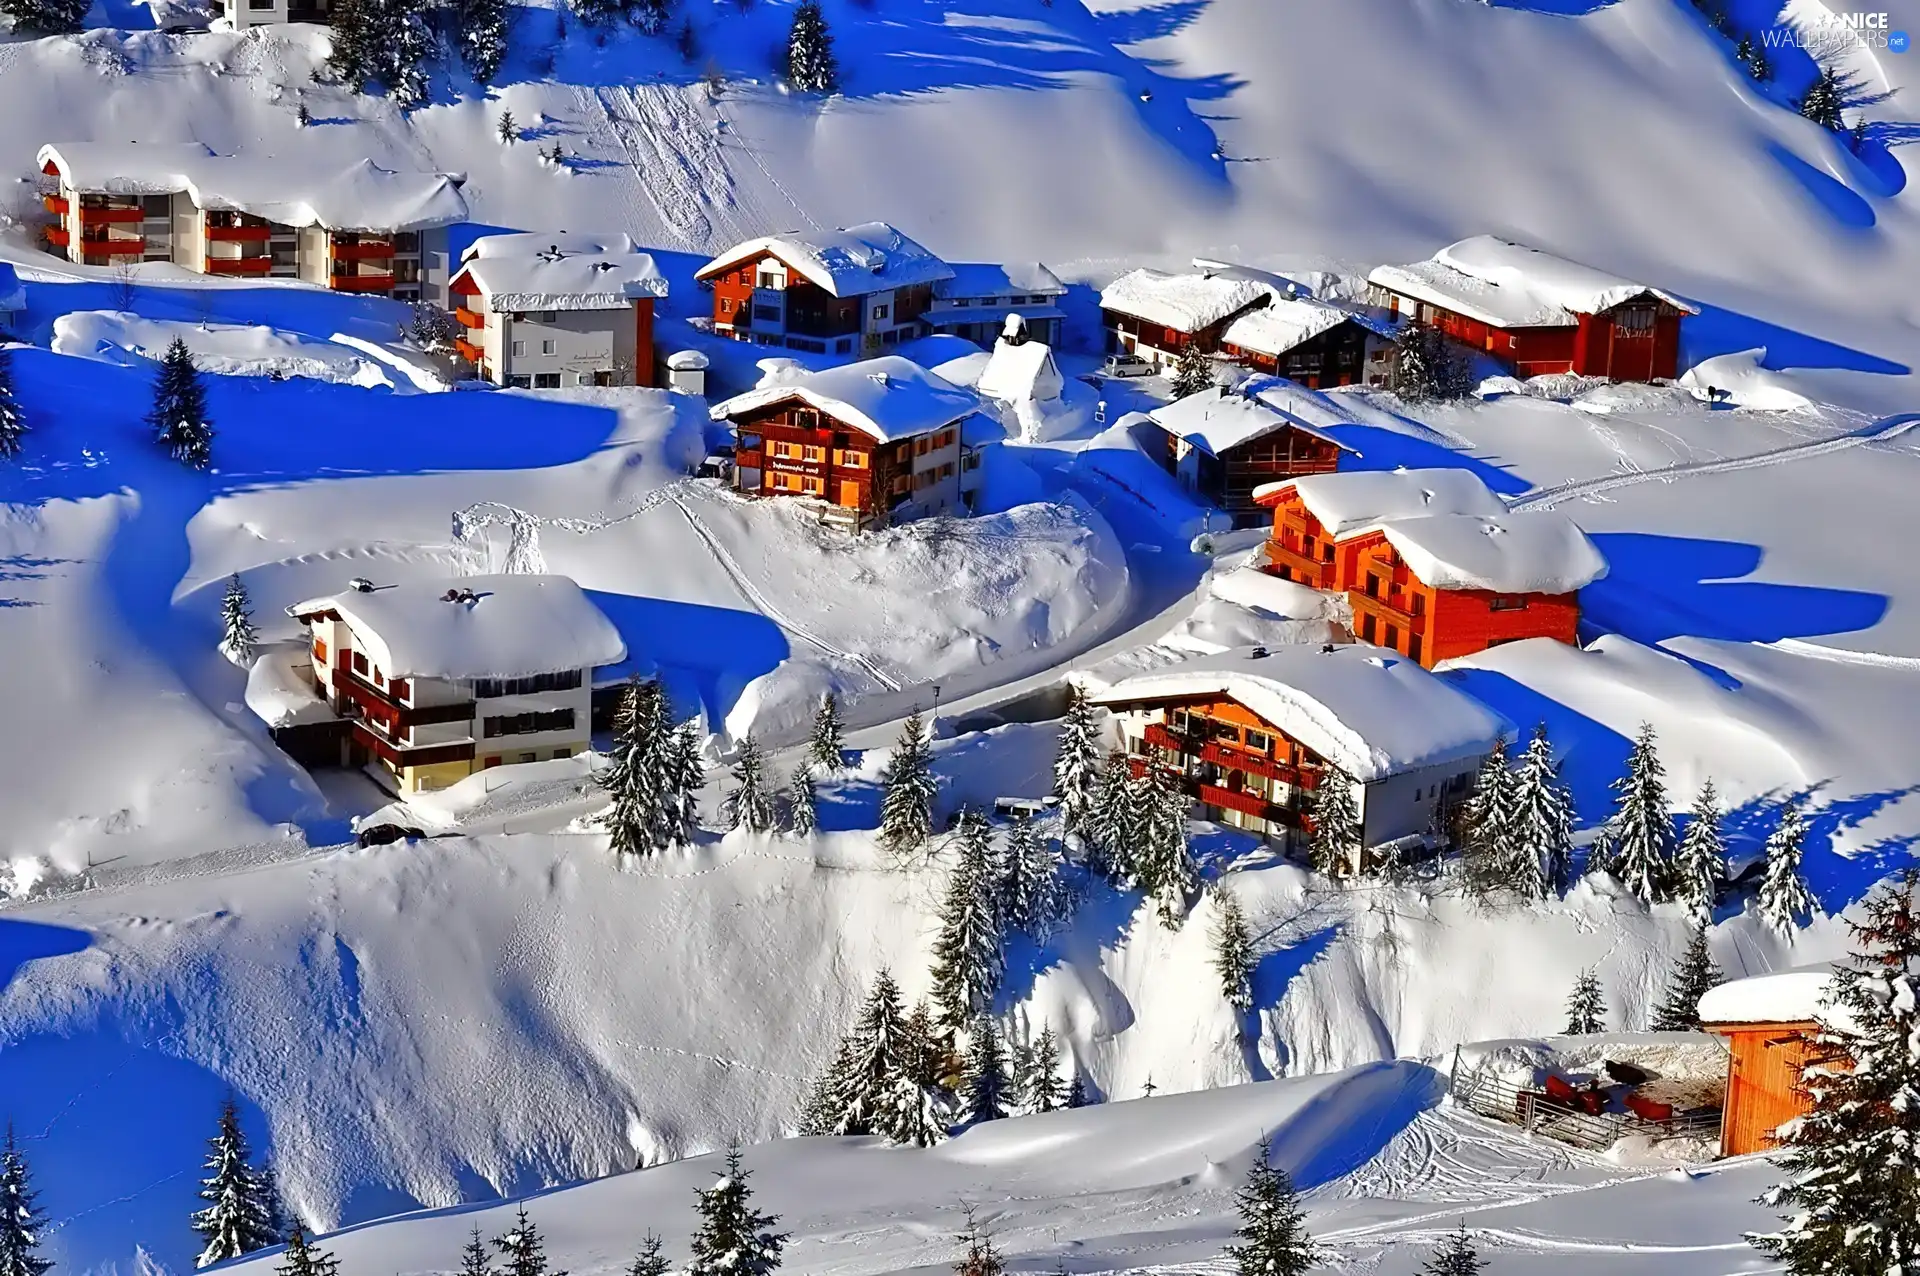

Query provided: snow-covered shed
[449,233,668,389]
[1099,268,1270,368]
[1367,236,1696,382]
[1218,294,1396,389]
[927,262,1068,346]
[1088,643,1506,858]
[278,574,624,796]
[1146,376,1353,526]
[694,223,954,358]
[975,327,1065,407]
[1700,964,1839,1158]
[710,356,991,531]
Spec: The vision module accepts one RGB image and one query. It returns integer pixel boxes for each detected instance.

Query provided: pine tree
[1027,1024,1067,1112]
[1000,816,1063,936]
[625,1234,670,1276]
[1460,740,1517,898]
[1224,1140,1315,1276]
[1799,64,1846,130]
[1135,766,1197,925]
[1420,1228,1485,1276]
[1676,779,1727,924]
[1082,753,1136,883]
[0,0,87,34]
[784,0,840,93]
[0,347,25,462]
[1564,968,1605,1035]
[1650,927,1721,1032]
[954,1211,1004,1276]
[1595,723,1674,904]
[601,678,667,857]
[192,1096,281,1267]
[276,1227,343,1276]
[1170,341,1216,398]
[797,1035,856,1138]
[1066,1073,1091,1107]
[786,762,818,837]
[1308,764,1361,879]
[497,109,519,144]
[665,720,705,848]
[1759,799,1817,936]
[1511,724,1574,896]
[1391,321,1471,402]
[0,1126,51,1276]
[1052,688,1104,838]
[964,1016,1009,1124]
[492,1205,557,1276]
[219,573,259,666]
[813,969,945,1145]
[1734,34,1772,82]
[455,0,508,83]
[726,734,775,833]
[1211,889,1256,1014]
[930,810,1005,1035]
[149,337,214,471]
[687,1145,788,1276]
[810,693,845,773]
[1749,869,1920,1275]
[329,0,433,106]
[459,1225,492,1276]
[879,713,938,859]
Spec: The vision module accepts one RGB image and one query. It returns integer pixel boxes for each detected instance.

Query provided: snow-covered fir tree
[329,0,432,106]
[786,762,818,837]
[1225,1139,1315,1276]
[1391,322,1471,402]
[726,734,775,833]
[1065,1072,1090,1108]
[458,1226,490,1276]
[1170,341,1216,398]
[964,1016,1009,1124]
[1025,1024,1067,1112]
[149,337,214,471]
[1799,64,1847,130]
[191,1096,281,1267]
[955,1209,1004,1276]
[0,1126,51,1276]
[1676,779,1727,924]
[1595,723,1674,904]
[1082,752,1136,883]
[218,573,259,666]
[1136,766,1198,924]
[999,815,1064,936]
[1564,967,1606,1035]
[1759,798,1817,936]
[493,1205,555,1276]
[1735,34,1772,82]
[810,693,845,773]
[1420,1228,1485,1276]
[0,346,26,461]
[0,0,86,33]
[1459,740,1517,898]
[784,0,839,93]
[930,809,1005,1034]
[878,713,938,859]
[600,678,667,857]
[1211,888,1256,1014]
[455,0,508,83]
[812,968,947,1146]
[276,1227,342,1276]
[1051,687,1104,838]
[1750,869,1920,1275]
[1511,724,1574,895]
[665,719,705,848]
[627,1233,672,1276]
[1308,764,1361,879]
[1650,927,1721,1032]
[687,1144,788,1276]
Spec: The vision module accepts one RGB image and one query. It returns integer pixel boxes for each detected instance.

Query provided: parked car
[357,823,427,848]
[1100,353,1154,379]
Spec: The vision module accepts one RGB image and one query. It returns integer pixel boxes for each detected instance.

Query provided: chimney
[349,577,375,593]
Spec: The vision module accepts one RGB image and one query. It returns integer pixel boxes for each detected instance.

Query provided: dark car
[356,823,427,848]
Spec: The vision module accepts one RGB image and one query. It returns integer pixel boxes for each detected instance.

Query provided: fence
[1448,1053,1722,1152]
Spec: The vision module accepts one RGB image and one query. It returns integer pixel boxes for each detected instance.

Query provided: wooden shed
[1699,965,1839,1158]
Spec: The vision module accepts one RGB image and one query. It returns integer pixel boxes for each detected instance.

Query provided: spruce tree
[455,0,509,83]
[601,678,667,857]
[1460,740,1517,898]
[1511,724,1574,895]
[797,1036,856,1138]
[1211,888,1256,1014]
[955,1210,1004,1276]
[0,346,25,462]
[1564,968,1605,1035]
[665,720,705,848]
[1170,341,1216,399]
[810,693,845,773]
[1750,869,1920,1275]
[1391,322,1471,402]
[149,337,214,471]
[1595,723,1673,904]
[276,1227,343,1276]
[1082,753,1136,884]
[1799,64,1846,131]
[1650,927,1720,1032]
[1136,766,1197,925]
[999,815,1062,936]
[1224,1140,1314,1276]
[930,809,1005,1035]
[459,1226,491,1276]
[191,1096,281,1266]
[1420,1228,1485,1276]
[492,1205,555,1276]
[0,1126,51,1276]
[1308,764,1361,879]
[1759,799,1816,936]
[786,762,818,837]
[784,0,840,93]
[816,968,945,1145]
[1052,688,1104,838]
[726,734,775,833]
[626,1234,670,1276]
[220,573,259,666]
[687,1145,788,1276]
[0,0,86,34]
[1676,779,1727,925]
[878,713,938,859]
[1027,1024,1067,1112]
[964,1016,1009,1124]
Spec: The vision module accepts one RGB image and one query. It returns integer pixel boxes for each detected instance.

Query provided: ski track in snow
[591,83,740,251]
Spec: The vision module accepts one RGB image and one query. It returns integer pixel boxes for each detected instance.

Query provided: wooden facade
[1374,287,1687,382]
[1168,425,1344,529]
[700,250,933,356]
[1220,319,1371,389]
[1119,694,1325,847]
[728,400,958,532]
[1709,1020,1818,1157]
[1103,303,1259,363]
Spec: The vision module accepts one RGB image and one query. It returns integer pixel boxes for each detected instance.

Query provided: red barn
[1368,236,1695,382]
[1699,965,1842,1159]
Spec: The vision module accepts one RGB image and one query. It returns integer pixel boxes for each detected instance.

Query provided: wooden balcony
[330,272,395,293]
[1263,539,1331,584]
[42,193,68,216]
[78,204,144,225]
[331,240,395,262]
[1351,590,1417,630]
[205,256,273,276]
[1142,722,1196,755]
[206,223,272,243]
[44,227,69,248]
[454,337,482,364]
[1195,782,1294,823]
[735,449,764,471]
[454,306,486,330]
[1199,741,1314,789]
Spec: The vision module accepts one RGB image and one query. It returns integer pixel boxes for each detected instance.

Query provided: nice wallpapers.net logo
[1763,11,1910,51]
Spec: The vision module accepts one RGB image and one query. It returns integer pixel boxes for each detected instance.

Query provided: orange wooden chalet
[1368,236,1696,382]
[1255,467,1608,668]
[1698,965,1840,1158]
[1145,376,1354,528]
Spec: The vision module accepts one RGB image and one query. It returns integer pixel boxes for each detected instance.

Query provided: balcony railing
[205,257,273,276]
[330,272,395,294]
[1194,782,1292,823]
[78,204,145,225]
[1198,741,1313,789]
[1263,540,1331,582]
[454,337,481,364]
[455,307,486,330]
[331,241,395,262]
[44,227,69,248]
[42,194,68,216]
[1351,590,1418,628]
[206,223,272,243]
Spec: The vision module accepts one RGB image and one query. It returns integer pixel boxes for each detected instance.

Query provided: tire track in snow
[593,83,731,250]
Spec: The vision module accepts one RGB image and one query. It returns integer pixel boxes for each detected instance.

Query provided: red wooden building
[1368,236,1695,382]
[1699,965,1839,1158]
[1147,377,1353,527]
[1217,294,1396,389]
[1099,267,1270,369]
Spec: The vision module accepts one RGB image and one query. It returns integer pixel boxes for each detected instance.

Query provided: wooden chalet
[1699,966,1838,1158]
[1099,267,1270,368]
[1146,377,1353,528]
[1218,294,1396,389]
[1256,468,1607,668]
[1368,236,1696,382]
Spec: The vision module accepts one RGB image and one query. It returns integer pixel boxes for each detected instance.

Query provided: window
[913,469,934,491]
[1211,721,1241,743]
[937,462,955,480]
[538,311,558,323]
[482,709,577,738]
[553,748,571,760]
[534,372,561,389]
[835,339,852,354]
[1613,307,1656,335]
[802,475,825,495]
[754,305,780,321]
[758,271,779,289]
[312,637,328,662]
[1411,594,1426,616]
[474,671,582,698]
[483,756,502,769]
[394,231,419,253]
[510,340,526,357]
[1246,730,1272,753]
[914,437,931,457]
[1169,709,1190,732]
[1409,633,1423,663]
[506,374,532,389]
[541,339,557,355]
[931,428,955,449]
[1365,574,1382,598]
[872,303,890,321]
[1489,595,1530,612]
[390,678,410,700]
[249,0,273,9]
[352,651,368,675]
[519,752,538,764]
[832,449,867,469]
[802,445,826,463]
[892,475,912,495]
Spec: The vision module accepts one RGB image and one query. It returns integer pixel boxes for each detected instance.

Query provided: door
[838,480,861,508]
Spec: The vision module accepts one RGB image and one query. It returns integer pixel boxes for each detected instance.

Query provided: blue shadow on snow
[0,919,90,995]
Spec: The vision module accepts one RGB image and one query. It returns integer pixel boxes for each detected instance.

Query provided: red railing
[1199,741,1314,788]
[44,227,69,248]
[42,193,68,216]
[455,307,486,330]
[78,204,144,225]
[1196,783,1283,821]
[205,257,273,276]
[206,224,272,243]
[331,272,395,293]
[330,241,394,261]
[454,337,481,364]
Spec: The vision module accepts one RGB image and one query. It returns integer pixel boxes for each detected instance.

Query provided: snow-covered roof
[287,574,627,682]
[975,337,1064,405]
[1367,236,1696,330]
[1255,467,1509,537]
[936,261,1067,300]
[695,223,953,296]
[1699,964,1839,1027]
[1088,644,1507,783]
[1375,511,1609,595]
[0,263,22,314]
[1220,296,1367,356]
[453,233,667,312]
[1099,268,1268,333]
[36,143,467,232]
[244,644,338,729]
[1148,376,1357,459]
[709,355,984,443]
